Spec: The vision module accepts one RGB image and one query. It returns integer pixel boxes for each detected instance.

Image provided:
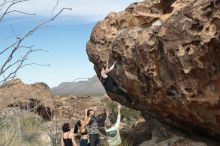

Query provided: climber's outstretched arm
[101,61,117,78]
[106,61,109,70]
[106,61,117,73]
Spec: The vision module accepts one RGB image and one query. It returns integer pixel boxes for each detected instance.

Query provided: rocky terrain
[0,79,219,145]
[87,0,220,144]
[0,79,53,120]
[0,78,106,126]
[0,80,106,145]
[0,79,146,145]
[51,75,105,95]
[52,94,107,128]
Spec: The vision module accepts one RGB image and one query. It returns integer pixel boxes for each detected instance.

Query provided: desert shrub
[102,137,134,146]
[120,138,134,146]
[0,109,49,146]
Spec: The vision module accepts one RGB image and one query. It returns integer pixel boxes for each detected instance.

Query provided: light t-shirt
[105,114,121,146]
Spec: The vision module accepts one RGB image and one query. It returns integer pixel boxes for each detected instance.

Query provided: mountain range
[51,75,106,95]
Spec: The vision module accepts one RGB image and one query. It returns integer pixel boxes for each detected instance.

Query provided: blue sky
[0,0,140,87]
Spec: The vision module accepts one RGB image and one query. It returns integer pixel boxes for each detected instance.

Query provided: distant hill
[51,75,106,95]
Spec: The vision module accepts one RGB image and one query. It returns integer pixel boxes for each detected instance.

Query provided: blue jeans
[80,139,89,146]
[89,134,100,146]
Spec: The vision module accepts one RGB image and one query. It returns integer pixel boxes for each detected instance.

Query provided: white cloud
[5,0,142,22]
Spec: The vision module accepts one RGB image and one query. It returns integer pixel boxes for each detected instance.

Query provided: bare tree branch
[0,49,30,85]
[0,0,72,145]
[6,10,36,15]
[0,25,21,42]
[1,46,36,74]
[0,0,14,8]
[0,41,17,55]
[0,34,20,42]
[0,48,49,84]
[21,63,50,68]
[1,8,71,73]
[0,5,72,85]
[24,8,72,38]
[51,0,59,16]
[0,0,31,22]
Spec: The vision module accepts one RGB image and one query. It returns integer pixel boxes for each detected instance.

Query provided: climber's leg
[103,76,133,104]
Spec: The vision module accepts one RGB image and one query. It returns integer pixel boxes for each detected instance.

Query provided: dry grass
[101,138,134,146]
[0,110,49,146]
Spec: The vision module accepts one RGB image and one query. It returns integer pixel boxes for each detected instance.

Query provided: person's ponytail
[74,120,82,134]
[74,124,78,134]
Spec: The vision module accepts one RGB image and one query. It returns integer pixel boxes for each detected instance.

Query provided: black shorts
[103,76,116,92]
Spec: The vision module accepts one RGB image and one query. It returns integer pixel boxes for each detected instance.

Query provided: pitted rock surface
[87,0,220,139]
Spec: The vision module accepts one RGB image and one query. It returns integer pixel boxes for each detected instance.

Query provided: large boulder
[87,0,220,140]
[0,79,53,120]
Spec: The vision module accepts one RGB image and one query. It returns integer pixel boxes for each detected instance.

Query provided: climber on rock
[100,61,133,104]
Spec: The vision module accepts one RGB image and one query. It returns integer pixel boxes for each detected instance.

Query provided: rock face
[121,121,152,145]
[0,79,53,120]
[87,0,220,140]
